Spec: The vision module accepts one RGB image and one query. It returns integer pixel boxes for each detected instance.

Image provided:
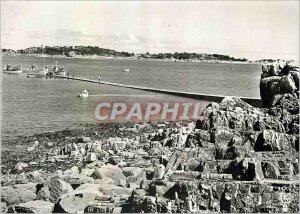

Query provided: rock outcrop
[260,61,299,107]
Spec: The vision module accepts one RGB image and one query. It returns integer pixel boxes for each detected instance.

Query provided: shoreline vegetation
[1,45,262,64]
[1,62,299,213]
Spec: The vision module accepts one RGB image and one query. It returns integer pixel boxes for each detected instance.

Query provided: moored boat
[27,66,49,78]
[52,60,67,76]
[55,68,67,76]
[3,64,22,74]
[27,46,51,78]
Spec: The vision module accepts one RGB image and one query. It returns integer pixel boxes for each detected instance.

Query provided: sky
[1,1,299,60]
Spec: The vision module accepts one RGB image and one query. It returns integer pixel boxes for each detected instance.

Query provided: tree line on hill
[140,52,247,61]
[2,46,248,62]
[2,46,134,57]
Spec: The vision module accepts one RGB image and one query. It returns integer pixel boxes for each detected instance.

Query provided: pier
[54,75,262,107]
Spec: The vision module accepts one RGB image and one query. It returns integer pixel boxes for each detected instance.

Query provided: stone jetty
[1,62,299,213]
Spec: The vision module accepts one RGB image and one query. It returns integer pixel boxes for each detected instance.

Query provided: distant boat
[3,64,22,74]
[52,60,67,76]
[122,68,130,72]
[78,89,89,98]
[27,46,50,78]
[27,65,49,78]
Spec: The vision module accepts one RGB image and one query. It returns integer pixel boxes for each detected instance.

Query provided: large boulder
[14,200,54,213]
[1,183,37,206]
[124,167,147,189]
[48,177,73,203]
[261,63,281,77]
[1,187,21,205]
[57,183,102,213]
[260,62,299,107]
[92,164,126,186]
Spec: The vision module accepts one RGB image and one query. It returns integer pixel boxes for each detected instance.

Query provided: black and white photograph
[0,1,299,213]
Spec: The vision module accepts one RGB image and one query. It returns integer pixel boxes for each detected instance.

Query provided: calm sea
[1,55,261,143]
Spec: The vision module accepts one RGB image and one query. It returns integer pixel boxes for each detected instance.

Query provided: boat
[27,46,51,78]
[54,67,67,76]
[122,68,130,72]
[27,65,49,78]
[3,64,22,74]
[78,89,89,98]
[52,60,67,76]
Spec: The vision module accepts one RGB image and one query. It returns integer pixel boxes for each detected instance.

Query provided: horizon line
[2,45,298,61]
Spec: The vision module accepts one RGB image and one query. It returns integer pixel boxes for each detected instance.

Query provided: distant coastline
[2,46,297,65]
[2,53,256,65]
[2,45,252,64]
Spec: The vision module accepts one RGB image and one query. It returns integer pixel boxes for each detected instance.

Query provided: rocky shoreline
[1,62,299,213]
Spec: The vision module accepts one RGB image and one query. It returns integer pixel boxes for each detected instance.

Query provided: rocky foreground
[1,62,299,213]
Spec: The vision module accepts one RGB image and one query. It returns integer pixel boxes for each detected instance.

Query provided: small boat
[3,64,22,74]
[78,89,89,98]
[27,66,49,78]
[27,46,51,78]
[122,68,130,72]
[52,60,67,76]
[54,67,67,76]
